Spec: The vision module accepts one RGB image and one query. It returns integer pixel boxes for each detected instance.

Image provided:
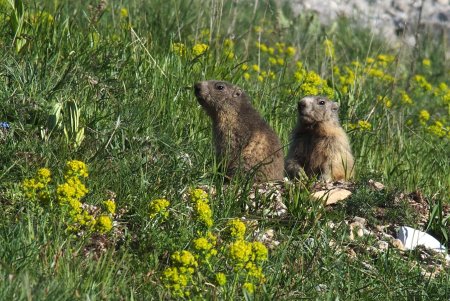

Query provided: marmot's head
[297,96,339,125]
[194,80,247,116]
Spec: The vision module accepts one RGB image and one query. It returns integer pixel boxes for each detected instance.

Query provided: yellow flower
[189,188,208,202]
[252,64,260,72]
[193,236,217,260]
[277,57,285,65]
[422,58,431,67]
[251,241,268,262]
[257,75,264,82]
[37,168,51,184]
[171,42,186,57]
[256,42,268,52]
[414,75,432,91]
[215,272,227,286]
[149,198,170,219]
[419,109,430,124]
[286,46,296,56]
[427,121,447,138]
[399,90,413,105]
[377,54,395,63]
[171,250,198,274]
[226,219,246,240]
[254,26,263,33]
[241,64,249,71]
[366,57,375,64]
[96,215,113,234]
[161,267,190,298]
[268,47,275,55]
[357,120,372,131]
[103,199,116,214]
[377,95,392,108]
[224,38,234,48]
[120,8,128,18]
[65,160,88,178]
[192,43,209,56]
[194,199,213,227]
[245,261,265,281]
[229,240,252,266]
[243,73,250,80]
[243,282,255,294]
[268,57,277,65]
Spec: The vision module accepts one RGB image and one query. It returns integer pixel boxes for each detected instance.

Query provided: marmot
[194,80,284,182]
[285,96,354,181]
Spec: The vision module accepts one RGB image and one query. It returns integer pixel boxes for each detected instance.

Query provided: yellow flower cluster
[377,95,392,108]
[96,215,113,234]
[103,199,116,215]
[65,160,88,179]
[192,43,209,56]
[413,75,432,91]
[227,238,268,292]
[348,120,372,131]
[22,168,52,203]
[22,160,116,236]
[223,38,235,60]
[170,42,209,58]
[434,82,450,104]
[171,42,186,57]
[149,198,170,219]
[215,272,227,286]
[190,188,213,227]
[399,90,413,105]
[193,232,218,261]
[419,109,430,124]
[294,62,334,98]
[226,219,246,240]
[161,250,198,298]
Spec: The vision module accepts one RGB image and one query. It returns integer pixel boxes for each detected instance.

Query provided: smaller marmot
[285,96,354,181]
[194,80,284,182]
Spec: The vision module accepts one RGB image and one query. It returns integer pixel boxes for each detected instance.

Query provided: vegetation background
[0,0,449,299]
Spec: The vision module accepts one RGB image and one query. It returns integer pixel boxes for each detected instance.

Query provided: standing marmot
[194,80,284,182]
[285,96,354,181]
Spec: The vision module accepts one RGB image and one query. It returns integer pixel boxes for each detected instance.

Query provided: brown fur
[285,96,354,181]
[194,80,284,182]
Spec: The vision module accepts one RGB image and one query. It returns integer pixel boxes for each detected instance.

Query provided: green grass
[0,0,449,299]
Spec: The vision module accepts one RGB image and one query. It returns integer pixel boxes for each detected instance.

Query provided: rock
[391,238,405,250]
[286,0,450,48]
[311,188,352,205]
[256,228,280,249]
[353,216,367,226]
[378,240,389,250]
[368,179,385,191]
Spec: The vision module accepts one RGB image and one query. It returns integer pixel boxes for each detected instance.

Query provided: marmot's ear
[233,89,242,98]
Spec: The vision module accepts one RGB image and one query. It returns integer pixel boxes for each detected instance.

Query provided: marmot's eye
[319,100,325,105]
[216,84,225,90]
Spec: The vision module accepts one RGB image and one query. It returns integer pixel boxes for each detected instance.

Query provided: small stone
[368,179,385,191]
[347,248,357,258]
[311,188,352,205]
[378,241,389,250]
[391,238,405,250]
[353,216,367,226]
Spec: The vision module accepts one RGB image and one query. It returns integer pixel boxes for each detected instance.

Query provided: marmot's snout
[194,82,203,97]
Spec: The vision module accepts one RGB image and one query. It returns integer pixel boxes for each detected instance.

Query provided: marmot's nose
[298,100,306,112]
[194,82,202,95]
